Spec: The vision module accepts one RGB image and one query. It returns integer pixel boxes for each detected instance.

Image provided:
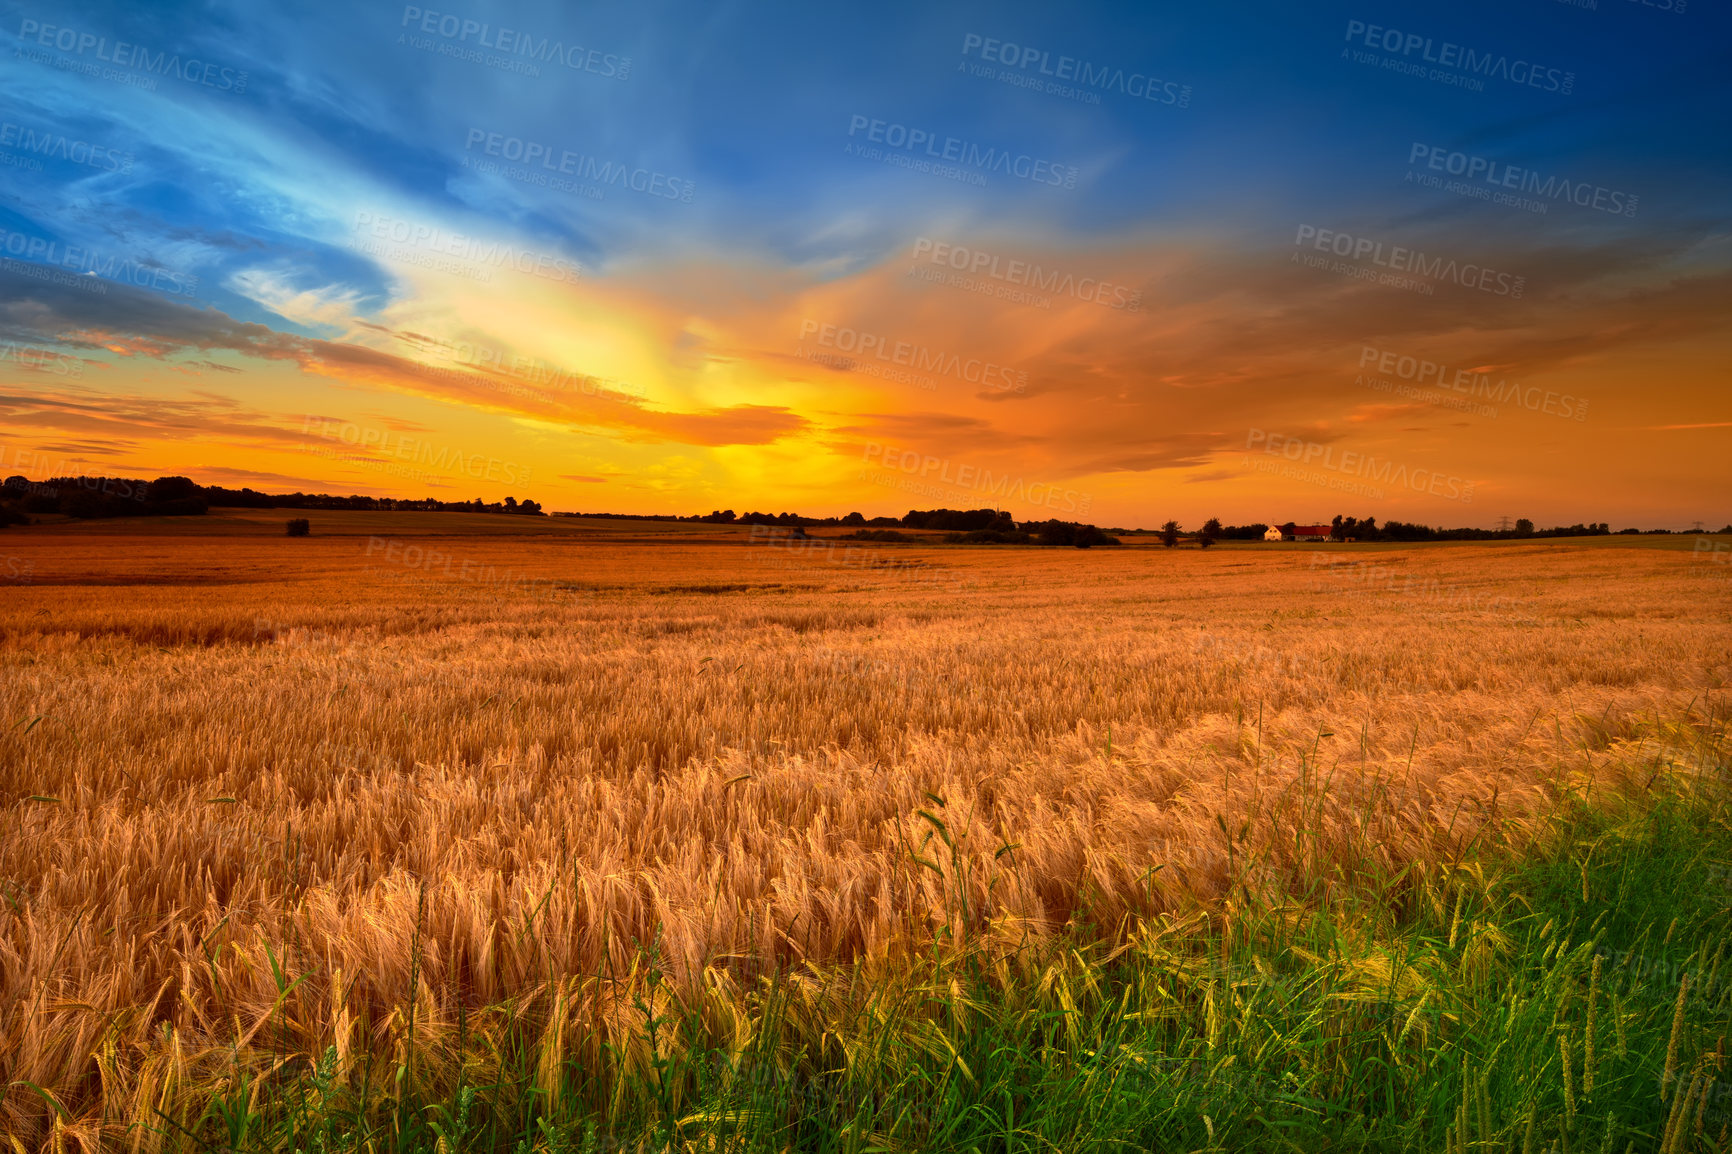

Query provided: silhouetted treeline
[675,506,1117,547]
[573,507,1034,532]
[204,486,544,515]
[901,508,1012,532]
[0,474,545,524]
[1323,514,1680,541]
[946,519,1120,547]
[1159,513,1723,543]
[564,509,886,526]
[679,510,900,527]
[1214,522,1272,540]
[2,474,206,521]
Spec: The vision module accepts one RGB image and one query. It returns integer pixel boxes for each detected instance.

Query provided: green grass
[59,773,1732,1153]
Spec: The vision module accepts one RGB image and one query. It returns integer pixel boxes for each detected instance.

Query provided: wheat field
[1,523,1729,1149]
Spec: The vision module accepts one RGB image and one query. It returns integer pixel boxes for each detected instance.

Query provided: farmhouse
[1268,523,1331,542]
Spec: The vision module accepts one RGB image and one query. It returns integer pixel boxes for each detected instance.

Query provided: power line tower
[1496,515,1513,533]
[1693,520,1705,533]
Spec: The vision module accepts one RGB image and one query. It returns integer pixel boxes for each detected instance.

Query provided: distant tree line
[2,474,206,524]
[954,519,1120,548]
[574,506,1118,544]
[1142,513,1729,545]
[0,474,545,525]
[9,476,1718,541]
[203,486,545,516]
[1320,514,1690,541]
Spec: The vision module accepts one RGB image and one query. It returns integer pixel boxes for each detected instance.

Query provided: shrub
[840,528,915,542]
[285,518,311,537]
[944,529,1032,545]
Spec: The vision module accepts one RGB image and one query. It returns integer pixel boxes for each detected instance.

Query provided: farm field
[2,524,1731,1151]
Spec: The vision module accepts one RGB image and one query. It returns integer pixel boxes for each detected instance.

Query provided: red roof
[1289,525,1331,536]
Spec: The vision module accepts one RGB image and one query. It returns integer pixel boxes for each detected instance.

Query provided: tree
[1198,517,1220,549]
[146,476,201,502]
[903,508,1004,531]
[1160,520,1181,548]
[1329,514,1375,541]
[285,518,310,537]
[1073,524,1114,549]
[1515,518,1534,536]
[1034,520,1077,547]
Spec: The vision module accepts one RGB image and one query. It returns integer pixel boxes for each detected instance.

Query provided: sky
[0,0,1727,529]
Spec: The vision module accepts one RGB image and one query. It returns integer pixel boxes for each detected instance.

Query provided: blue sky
[1,0,1727,525]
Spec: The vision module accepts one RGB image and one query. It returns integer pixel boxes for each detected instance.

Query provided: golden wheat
[0,527,1727,1146]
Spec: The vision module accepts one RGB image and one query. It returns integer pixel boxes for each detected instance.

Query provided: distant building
[1271,523,1331,542]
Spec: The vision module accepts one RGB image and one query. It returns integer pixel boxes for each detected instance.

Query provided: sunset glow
[2,0,1727,527]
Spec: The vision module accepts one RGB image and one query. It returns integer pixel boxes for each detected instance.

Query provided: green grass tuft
[125,780,1732,1153]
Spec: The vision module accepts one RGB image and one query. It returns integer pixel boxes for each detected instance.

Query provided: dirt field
[2,519,1729,1143]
